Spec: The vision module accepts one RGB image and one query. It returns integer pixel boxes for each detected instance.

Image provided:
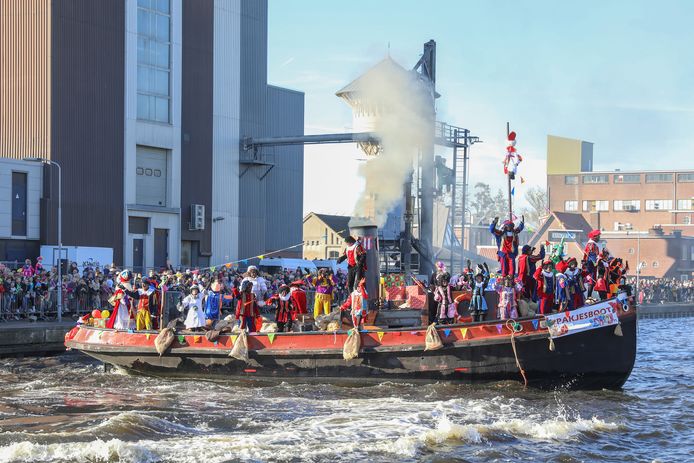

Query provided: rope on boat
[505,319,528,388]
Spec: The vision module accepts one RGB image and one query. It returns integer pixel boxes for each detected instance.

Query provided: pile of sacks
[315,311,342,331]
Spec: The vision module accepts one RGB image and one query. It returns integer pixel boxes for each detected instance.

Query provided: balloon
[101,310,110,319]
[91,309,101,319]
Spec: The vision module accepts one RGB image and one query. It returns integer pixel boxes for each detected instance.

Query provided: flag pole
[507,122,513,222]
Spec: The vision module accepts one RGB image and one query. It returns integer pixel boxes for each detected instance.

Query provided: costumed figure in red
[534,260,556,315]
[554,260,570,312]
[489,215,524,277]
[503,131,523,180]
[564,257,585,309]
[582,229,601,297]
[267,285,296,332]
[608,258,629,298]
[594,248,612,300]
[289,280,308,315]
[337,236,366,291]
[340,277,368,330]
[235,280,259,332]
[105,270,137,330]
[516,244,545,301]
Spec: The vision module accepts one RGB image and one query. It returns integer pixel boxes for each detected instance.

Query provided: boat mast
[506,121,513,222]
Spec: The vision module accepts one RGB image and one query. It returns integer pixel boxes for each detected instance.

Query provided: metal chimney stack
[349,219,379,310]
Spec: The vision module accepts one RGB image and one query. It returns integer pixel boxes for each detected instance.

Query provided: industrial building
[0,0,304,270]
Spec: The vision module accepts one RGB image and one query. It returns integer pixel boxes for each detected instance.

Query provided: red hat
[588,229,601,240]
[566,257,578,266]
[555,261,568,274]
[290,280,305,287]
[542,259,553,267]
[508,131,517,141]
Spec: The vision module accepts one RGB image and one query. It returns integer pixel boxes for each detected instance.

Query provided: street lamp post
[23,157,62,322]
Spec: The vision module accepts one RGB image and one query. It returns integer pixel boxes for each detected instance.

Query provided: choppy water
[0,318,691,463]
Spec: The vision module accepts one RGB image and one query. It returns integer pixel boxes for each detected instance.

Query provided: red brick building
[530,136,694,279]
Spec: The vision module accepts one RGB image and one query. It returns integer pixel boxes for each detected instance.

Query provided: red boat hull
[65,300,637,390]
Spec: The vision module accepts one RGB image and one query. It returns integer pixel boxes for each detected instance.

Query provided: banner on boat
[545,300,620,339]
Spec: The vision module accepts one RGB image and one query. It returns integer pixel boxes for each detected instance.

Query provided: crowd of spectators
[0,258,350,322]
[630,277,694,304]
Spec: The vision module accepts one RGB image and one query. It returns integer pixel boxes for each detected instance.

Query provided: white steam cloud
[348,60,435,227]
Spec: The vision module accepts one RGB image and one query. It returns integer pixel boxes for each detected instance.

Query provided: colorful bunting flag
[268,333,276,344]
[210,266,216,272]
[127,329,134,334]
[377,331,385,342]
[97,331,104,338]
[410,331,418,335]
[213,341,219,346]
[511,187,515,196]
[460,328,468,339]
[443,329,451,337]
[532,319,539,330]
[347,329,353,336]
[520,176,526,184]
[178,335,186,344]
[225,263,231,268]
[193,335,201,343]
[496,324,503,334]
[258,255,265,259]
[145,333,151,340]
[231,335,238,344]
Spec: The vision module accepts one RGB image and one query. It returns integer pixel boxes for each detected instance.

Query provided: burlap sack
[260,322,277,333]
[228,330,249,362]
[518,299,536,317]
[326,320,341,331]
[424,323,443,351]
[154,328,175,356]
[343,329,361,360]
[205,330,221,342]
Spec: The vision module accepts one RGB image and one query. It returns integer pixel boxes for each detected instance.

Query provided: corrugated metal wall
[47,0,125,263]
[237,0,269,260]
[181,0,214,256]
[211,0,241,264]
[0,0,51,159]
[264,85,304,256]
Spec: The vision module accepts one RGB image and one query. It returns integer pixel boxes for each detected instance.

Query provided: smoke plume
[350,60,435,227]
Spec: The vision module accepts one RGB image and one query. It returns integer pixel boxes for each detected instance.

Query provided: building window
[613,200,640,211]
[628,248,635,254]
[582,174,609,184]
[691,245,694,261]
[677,199,693,210]
[328,251,339,259]
[563,200,578,212]
[136,146,168,206]
[11,172,28,236]
[613,174,640,184]
[564,175,578,185]
[137,0,171,123]
[645,199,673,211]
[645,173,673,183]
[677,173,694,183]
[582,200,609,212]
[683,216,692,225]
[652,261,659,268]
[128,216,150,234]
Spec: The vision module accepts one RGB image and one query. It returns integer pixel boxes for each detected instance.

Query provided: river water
[0,317,691,463]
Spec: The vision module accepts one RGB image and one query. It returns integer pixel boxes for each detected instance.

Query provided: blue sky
[268,0,694,215]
